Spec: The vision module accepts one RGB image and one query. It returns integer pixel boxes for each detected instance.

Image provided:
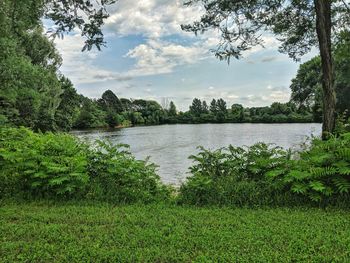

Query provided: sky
[53,0,317,111]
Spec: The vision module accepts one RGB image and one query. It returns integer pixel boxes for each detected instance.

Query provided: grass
[1,202,350,262]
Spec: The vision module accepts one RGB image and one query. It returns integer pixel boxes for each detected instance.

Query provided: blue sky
[53,0,317,111]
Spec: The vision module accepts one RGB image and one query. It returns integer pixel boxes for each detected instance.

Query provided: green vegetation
[179,129,350,206]
[2,124,350,207]
[1,203,350,262]
[0,127,169,203]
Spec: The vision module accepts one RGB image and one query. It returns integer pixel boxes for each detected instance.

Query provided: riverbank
[1,202,349,262]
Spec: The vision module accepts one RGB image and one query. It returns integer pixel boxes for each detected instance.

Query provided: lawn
[1,202,349,262]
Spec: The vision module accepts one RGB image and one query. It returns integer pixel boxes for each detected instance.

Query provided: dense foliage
[290,31,350,121]
[179,125,350,206]
[179,143,302,206]
[0,0,116,132]
[0,127,169,203]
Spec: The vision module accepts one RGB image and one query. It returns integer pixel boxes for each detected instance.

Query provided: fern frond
[310,167,337,177]
[333,177,350,193]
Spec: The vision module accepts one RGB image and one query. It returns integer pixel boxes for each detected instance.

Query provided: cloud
[105,0,203,38]
[125,39,209,76]
[261,56,278,63]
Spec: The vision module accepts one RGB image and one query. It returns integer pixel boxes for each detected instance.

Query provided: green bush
[0,127,88,198]
[180,134,350,206]
[0,127,170,203]
[178,143,300,206]
[271,133,350,203]
[85,141,170,203]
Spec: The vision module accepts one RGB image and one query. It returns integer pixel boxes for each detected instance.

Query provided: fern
[309,181,326,192]
[333,177,350,193]
[310,167,337,177]
[337,149,350,161]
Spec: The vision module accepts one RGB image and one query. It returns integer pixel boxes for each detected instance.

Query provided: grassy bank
[1,202,350,262]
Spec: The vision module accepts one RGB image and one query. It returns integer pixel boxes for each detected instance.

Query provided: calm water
[72,123,321,185]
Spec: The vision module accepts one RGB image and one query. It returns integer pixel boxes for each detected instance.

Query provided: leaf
[309,181,326,192]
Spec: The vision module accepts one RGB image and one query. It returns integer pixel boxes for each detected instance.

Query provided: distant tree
[210,99,217,114]
[169,101,177,116]
[231,104,244,122]
[182,0,350,138]
[74,98,106,129]
[202,101,209,114]
[189,98,203,117]
[216,98,227,122]
[99,90,124,113]
[120,98,132,111]
[216,99,227,113]
[290,31,350,120]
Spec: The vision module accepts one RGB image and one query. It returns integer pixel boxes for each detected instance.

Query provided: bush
[178,143,300,206]
[271,133,350,203]
[0,127,88,198]
[85,141,170,203]
[179,134,350,207]
[0,127,170,203]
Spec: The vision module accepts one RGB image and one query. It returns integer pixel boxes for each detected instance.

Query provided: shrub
[178,143,299,206]
[271,133,350,203]
[85,141,170,203]
[0,127,170,203]
[0,127,89,198]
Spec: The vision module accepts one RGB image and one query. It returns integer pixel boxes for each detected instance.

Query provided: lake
[72,123,321,185]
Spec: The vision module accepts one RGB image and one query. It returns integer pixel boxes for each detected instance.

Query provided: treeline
[66,91,315,130]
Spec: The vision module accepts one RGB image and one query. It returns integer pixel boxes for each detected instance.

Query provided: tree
[202,101,209,114]
[182,0,350,138]
[0,0,117,131]
[189,98,203,117]
[231,104,244,122]
[290,31,350,120]
[169,101,177,116]
[55,77,80,131]
[210,99,217,114]
[99,90,124,114]
[216,98,227,122]
[216,98,227,113]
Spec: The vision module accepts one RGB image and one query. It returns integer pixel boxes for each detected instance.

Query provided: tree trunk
[314,0,336,139]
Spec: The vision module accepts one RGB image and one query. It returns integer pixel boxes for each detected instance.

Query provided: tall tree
[182,0,350,138]
[210,99,217,114]
[216,98,227,113]
[169,101,177,116]
[202,101,209,114]
[99,90,124,113]
[189,98,203,117]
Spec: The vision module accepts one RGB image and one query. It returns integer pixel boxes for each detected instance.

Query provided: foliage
[273,133,350,203]
[1,203,350,262]
[178,143,297,206]
[86,141,170,203]
[180,131,350,206]
[0,127,170,203]
[290,31,350,121]
[0,127,88,198]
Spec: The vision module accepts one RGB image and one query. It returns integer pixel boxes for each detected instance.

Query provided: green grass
[1,202,350,262]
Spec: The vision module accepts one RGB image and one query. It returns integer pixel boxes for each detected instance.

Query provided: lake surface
[72,123,321,185]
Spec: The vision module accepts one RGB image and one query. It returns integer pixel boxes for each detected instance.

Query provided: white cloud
[105,0,203,38]
[125,39,209,76]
